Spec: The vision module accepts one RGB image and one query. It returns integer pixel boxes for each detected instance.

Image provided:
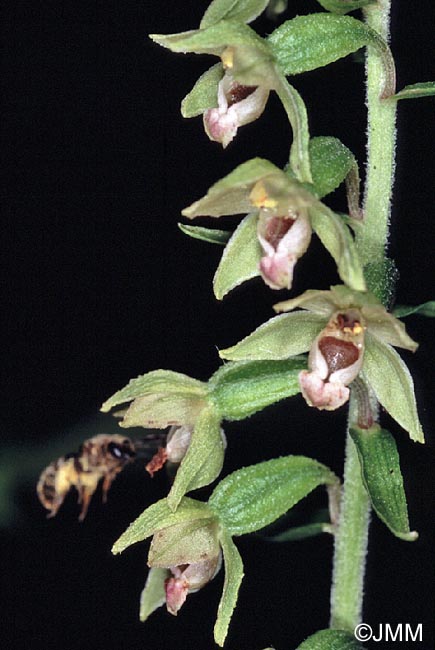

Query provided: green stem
[356,0,397,273]
[330,428,371,631]
[330,0,396,631]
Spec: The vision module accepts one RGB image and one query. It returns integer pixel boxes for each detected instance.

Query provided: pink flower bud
[203,72,269,148]
[165,552,222,615]
[257,209,312,290]
[146,425,226,476]
[299,310,365,410]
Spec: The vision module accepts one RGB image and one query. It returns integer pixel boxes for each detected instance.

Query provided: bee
[37,434,137,521]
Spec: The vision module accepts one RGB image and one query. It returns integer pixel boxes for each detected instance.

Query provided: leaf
[268,14,395,98]
[393,301,435,318]
[139,567,170,622]
[112,497,212,554]
[167,407,225,511]
[362,333,424,443]
[350,425,417,541]
[219,311,326,360]
[213,212,261,299]
[209,358,306,420]
[315,0,376,15]
[150,20,271,67]
[214,529,244,647]
[274,74,312,183]
[101,370,207,412]
[309,136,355,199]
[208,456,338,535]
[296,628,366,649]
[178,222,231,245]
[181,63,223,118]
[201,0,269,28]
[182,158,281,219]
[391,81,435,101]
[308,205,366,291]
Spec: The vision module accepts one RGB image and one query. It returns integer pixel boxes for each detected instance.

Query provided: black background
[2,1,435,649]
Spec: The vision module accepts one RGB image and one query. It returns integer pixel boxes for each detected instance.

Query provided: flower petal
[362,334,424,443]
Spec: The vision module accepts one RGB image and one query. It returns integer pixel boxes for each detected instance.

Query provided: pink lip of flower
[203,72,269,148]
[299,310,365,410]
[165,552,223,616]
[257,211,312,290]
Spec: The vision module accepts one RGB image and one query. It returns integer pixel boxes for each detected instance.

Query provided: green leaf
[209,358,306,420]
[213,212,261,299]
[182,158,281,219]
[101,370,207,412]
[268,14,395,98]
[201,0,269,28]
[275,74,312,183]
[266,521,331,542]
[139,567,170,622]
[219,311,326,361]
[148,518,220,567]
[167,406,225,511]
[208,456,338,535]
[181,63,223,118]
[350,425,417,541]
[178,222,231,245]
[112,497,212,554]
[214,528,244,647]
[391,81,435,101]
[362,333,424,443]
[393,301,435,318]
[309,136,355,199]
[308,205,366,291]
[151,22,275,88]
[316,0,376,15]
[296,629,366,649]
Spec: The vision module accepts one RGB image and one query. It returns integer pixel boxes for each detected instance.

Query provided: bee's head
[107,438,136,462]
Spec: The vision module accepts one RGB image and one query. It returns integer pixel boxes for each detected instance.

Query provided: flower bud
[203,71,269,148]
[165,551,223,615]
[148,517,222,616]
[146,424,227,477]
[299,309,365,410]
[257,208,312,290]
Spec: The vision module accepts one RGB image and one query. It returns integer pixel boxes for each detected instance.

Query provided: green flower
[182,158,365,296]
[221,286,424,442]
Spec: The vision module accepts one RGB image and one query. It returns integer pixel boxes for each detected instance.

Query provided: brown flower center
[318,336,359,375]
[227,83,257,106]
[264,216,296,249]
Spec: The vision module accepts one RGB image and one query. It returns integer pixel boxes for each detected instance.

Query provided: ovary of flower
[257,209,312,290]
[165,552,222,615]
[203,72,269,148]
[299,310,365,410]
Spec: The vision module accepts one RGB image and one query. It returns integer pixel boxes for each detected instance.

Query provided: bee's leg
[101,471,118,504]
[78,488,93,522]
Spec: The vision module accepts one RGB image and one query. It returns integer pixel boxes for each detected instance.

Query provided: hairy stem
[356,0,397,272]
[330,0,396,631]
[330,409,371,630]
